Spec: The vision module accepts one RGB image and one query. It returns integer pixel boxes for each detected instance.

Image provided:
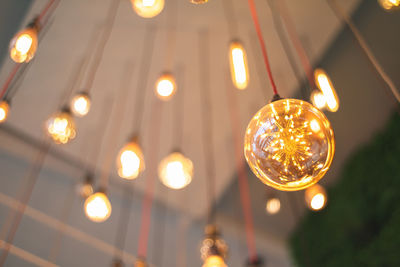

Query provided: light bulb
[229,41,249,90]
[244,99,335,191]
[9,21,38,63]
[191,0,209,4]
[0,100,10,124]
[70,92,91,117]
[131,0,164,18]
[265,197,280,215]
[155,73,176,101]
[158,152,193,190]
[84,191,112,222]
[45,109,76,144]
[314,69,339,112]
[310,90,327,110]
[305,184,327,211]
[203,255,227,267]
[135,259,148,267]
[378,0,400,11]
[116,138,145,179]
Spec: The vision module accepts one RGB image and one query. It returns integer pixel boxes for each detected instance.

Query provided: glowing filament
[314,69,339,112]
[379,0,400,10]
[84,192,112,222]
[305,184,327,211]
[131,0,164,18]
[229,41,249,90]
[45,111,76,144]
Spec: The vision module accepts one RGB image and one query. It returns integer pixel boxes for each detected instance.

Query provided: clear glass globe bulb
[155,73,176,101]
[116,139,145,179]
[84,191,112,222]
[131,0,164,18]
[266,197,281,215]
[244,99,335,191]
[70,92,91,117]
[379,0,400,11]
[45,110,76,144]
[158,152,193,189]
[203,255,227,267]
[0,100,10,124]
[9,25,38,63]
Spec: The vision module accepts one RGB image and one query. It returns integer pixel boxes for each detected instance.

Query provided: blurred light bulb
[131,0,164,18]
[158,152,193,189]
[310,90,327,110]
[305,184,327,211]
[9,21,38,63]
[45,109,76,144]
[191,0,209,4]
[314,69,339,112]
[84,191,112,222]
[379,0,400,10]
[229,41,249,90]
[116,138,145,179]
[266,197,280,215]
[0,100,10,124]
[135,259,148,267]
[155,73,176,101]
[244,99,335,191]
[203,255,227,267]
[70,92,91,117]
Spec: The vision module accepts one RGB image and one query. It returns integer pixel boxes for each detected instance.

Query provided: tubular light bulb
[116,139,145,179]
[266,197,281,215]
[155,73,176,101]
[191,0,209,4]
[203,255,227,267]
[229,41,249,90]
[131,0,164,18]
[314,69,339,112]
[45,109,76,144]
[9,22,38,63]
[244,99,335,191]
[379,0,400,11]
[305,184,327,211]
[311,90,327,110]
[0,100,10,124]
[158,152,193,189]
[84,191,112,222]
[70,92,91,117]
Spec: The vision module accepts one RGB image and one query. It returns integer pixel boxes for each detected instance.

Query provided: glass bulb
[45,110,76,144]
[310,90,327,110]
[0,100,10,124]
[131,0,164,18]
[305,184,327,211]
[9,26,38,63]
[84,191,112,222]
[229,41,249,90]
[70,92,91,117]
[379,0,400,11]
[116,139,145,179]
[314,69,339,112]
[155,73,176,101]
[191,0,209,4]
[244,99,335,191]
[265,197,280,215]
[203,255,227,267]
[158,152,193,190]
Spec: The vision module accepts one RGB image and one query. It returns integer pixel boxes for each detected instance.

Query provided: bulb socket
[27,16,40,31]
[270,94,282,102]
[246,256,264,267]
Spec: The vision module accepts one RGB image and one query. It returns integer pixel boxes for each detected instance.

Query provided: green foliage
[290,113,400,267]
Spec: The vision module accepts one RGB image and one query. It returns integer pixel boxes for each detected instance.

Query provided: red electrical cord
[247,0,279,96]
[37,0,58,24]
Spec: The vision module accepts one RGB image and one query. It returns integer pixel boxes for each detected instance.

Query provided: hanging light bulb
[134,258,148,267]
[229,41,250,90]
[84,189,112,222]
[155,73,176,101]
[158,151,193,190]
[77,173,94,199]
[244,98,335,191]
[131,0,164,18]
[190,0,209,4]
[378,0,400,11]
[45,108,76,144]
[70,92,91,117]
[265,197,280,215]
[116,136,145,179]
[203,255,227,267]
[201,225,228,267]
[0,100,11,124]
[305,184,327,211]
[310,90,327,110]
[9,18,39,63]
[314,69,339,112]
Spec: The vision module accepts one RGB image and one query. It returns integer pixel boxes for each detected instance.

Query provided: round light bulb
[70,93,91,117]
[9,26,38,63]
[310,90,327,110]
[45,110,76,144]
[131,0,164,18]
[314,69,339,112]
[378,0,400,11]
[155,73,176,101]
[158,152,193,190]
[244,99,335,191]
[116,139,145,179]
[0,100,10,124]
[266,197,281,215]
[305,184,327,211]
[203,255,227,267]
[229,41,249,90]
[84,191,112,222]
[191,0,209,4]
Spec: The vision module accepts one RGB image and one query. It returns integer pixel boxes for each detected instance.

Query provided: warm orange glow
[9,26,38,63]
[379,0,400,11]
[131,0,164,18]
[203,255,227,267]
[155,73,176,101]
[158,152,193,189]
[0,100,10,124]
[229,41,249,90]
[190,0,209,4]
[116,139,145,179]
[84,191,112,222]
[70,93,91,117]
[311,90,327,110]
[305,184,327,211]
[266,197,281,215]
[45,110,76,144]
[314,69,339,112]
[135,259,148,267]
[244,99,335,191]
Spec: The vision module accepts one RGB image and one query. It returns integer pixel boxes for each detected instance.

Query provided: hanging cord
[2,62,32,101]
[164,0,178,70]
[37,0,60,25]
[224,73,258,262]
[172,66,185,149]
[83,0,121,94]
[247,0,279,97]
[222,0,239,38]
[327,0,400,103]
